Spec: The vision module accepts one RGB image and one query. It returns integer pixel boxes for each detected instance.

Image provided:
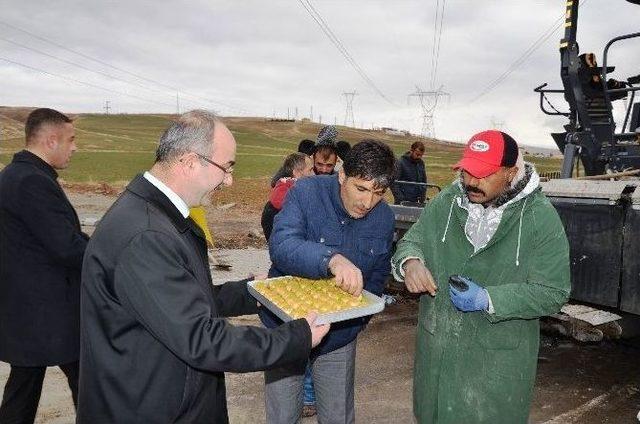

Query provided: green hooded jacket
[391,176,570,424]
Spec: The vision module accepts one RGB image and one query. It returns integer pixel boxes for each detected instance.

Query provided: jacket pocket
[474,319,522,350]
[173,366,202,422]
[356,236,386,269]
[418,297,437,335]
[318,229,343,247]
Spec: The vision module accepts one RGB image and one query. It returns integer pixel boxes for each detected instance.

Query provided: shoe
[302,405,317,418]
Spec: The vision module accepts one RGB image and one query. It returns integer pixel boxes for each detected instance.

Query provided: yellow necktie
[189,206,214,247]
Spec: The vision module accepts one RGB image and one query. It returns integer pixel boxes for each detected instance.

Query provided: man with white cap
[391,130,571,423]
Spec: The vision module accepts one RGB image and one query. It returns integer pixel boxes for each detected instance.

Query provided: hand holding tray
[248,276,385,325]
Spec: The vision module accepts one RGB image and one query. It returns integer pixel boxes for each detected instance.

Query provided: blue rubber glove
[449,276,489,312]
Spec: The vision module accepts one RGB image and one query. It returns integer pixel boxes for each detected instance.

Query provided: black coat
[78,175,311,424]
[260,201,279,242]
[391,152,427,204]
[0,150,88,366]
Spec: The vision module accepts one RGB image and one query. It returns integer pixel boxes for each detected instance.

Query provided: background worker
[313,125,339,175]
[261,152,314,241]
[0,108,89,423]
[392,141,428,204]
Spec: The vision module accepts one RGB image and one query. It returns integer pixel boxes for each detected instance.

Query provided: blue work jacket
[260,174,395,355]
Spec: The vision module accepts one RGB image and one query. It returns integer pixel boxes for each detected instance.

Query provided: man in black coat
[78,110,330,423]
[0,108,89,423]
[391,141,428,204]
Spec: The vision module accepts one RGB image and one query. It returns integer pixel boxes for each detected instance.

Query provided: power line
[0,36,180,100]
[429,0,447,89]
[0,19,246,114]
[0,55,175,108]
[470,0,589,103]
[297,0,397,106]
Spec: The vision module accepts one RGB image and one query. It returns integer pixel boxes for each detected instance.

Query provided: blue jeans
[265,339,357,424]
[303,363,316,406]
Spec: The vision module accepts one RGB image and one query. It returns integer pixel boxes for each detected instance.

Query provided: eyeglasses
[194,152,234,175]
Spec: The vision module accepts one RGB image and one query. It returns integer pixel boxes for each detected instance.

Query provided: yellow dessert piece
[254,277,368,319]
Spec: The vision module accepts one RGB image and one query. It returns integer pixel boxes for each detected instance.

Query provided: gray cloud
[0,0,638,147]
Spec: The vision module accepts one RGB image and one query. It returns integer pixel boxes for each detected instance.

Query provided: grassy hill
[0,107,561,189]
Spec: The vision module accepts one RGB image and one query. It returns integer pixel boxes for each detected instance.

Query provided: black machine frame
[534,0,640,178]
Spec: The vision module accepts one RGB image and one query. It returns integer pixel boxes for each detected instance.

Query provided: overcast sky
[0,0,638,147]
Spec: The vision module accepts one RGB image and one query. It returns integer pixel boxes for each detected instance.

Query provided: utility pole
[176,93,180,114]
[104,100,111,115]
[490,116,505,131]
[342,91,357,127]
[310,105,314,122]
[287,107,290,120]
[407,86,449,138]
[319,115,322,124]
[295,106,298,120]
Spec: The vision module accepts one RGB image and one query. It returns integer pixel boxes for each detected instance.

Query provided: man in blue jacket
[261,139,396,423]
[391,141,428,204]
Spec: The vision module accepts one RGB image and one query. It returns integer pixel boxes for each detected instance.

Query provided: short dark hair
[314,144,337,161]
[25,108,72,143]
[343,139,396,188]
[297,139,316,156]
[410,141,425,152]
[336,140,351,161]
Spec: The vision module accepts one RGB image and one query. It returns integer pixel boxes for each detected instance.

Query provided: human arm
[214,278,261,317]
[18,174,88,269]
[269,186,336,278]
[391,195,441,294]
[114,231,319,372]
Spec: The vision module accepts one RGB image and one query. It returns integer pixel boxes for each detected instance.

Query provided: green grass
[0,113,561,185]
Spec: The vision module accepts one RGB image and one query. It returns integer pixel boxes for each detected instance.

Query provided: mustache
[464,185,485,196]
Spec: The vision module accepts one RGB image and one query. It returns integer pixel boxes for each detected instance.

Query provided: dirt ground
[1,187,639,423]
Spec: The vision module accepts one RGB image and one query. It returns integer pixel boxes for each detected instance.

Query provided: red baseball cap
[452,130,519,178]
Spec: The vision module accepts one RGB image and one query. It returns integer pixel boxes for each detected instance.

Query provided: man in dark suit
[0,108,89,423]
[78,110,330,423]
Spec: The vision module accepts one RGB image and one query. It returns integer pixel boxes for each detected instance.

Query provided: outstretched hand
[403,259,438,295]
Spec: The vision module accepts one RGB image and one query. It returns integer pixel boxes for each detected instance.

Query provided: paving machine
[533,0,640,317]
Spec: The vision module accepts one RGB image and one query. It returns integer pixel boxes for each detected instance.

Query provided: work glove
[449,275,489,312]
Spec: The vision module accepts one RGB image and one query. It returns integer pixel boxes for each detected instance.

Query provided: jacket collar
[328,174,352,221]
[126,174,191,233]
[13,150,58,180]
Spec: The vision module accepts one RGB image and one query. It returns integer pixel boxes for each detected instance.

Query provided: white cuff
[486,291,495,314]
[392,256,424,282]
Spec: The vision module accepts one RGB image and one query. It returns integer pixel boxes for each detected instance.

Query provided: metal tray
[248,277,385,325]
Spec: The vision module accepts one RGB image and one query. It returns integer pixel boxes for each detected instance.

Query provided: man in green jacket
[392,130,570,424]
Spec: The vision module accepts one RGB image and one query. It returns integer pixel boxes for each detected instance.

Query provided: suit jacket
[0,150,88,366]
[78,175,311,423]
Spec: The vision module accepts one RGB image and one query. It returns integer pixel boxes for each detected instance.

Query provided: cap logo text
[470,140,490,152]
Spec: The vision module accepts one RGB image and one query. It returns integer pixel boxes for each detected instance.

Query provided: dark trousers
[0,361,78,424]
